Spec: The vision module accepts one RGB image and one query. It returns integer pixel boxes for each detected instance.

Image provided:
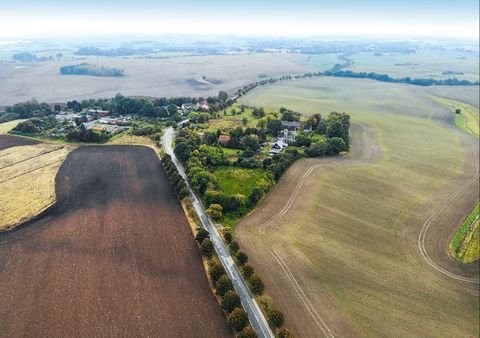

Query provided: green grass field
[214,166,265,197]
[428,96,479,137]
[237,77,479,337]
[450,203,480,263]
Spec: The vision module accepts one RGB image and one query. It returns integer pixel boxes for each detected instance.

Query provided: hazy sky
[0,0,478,39]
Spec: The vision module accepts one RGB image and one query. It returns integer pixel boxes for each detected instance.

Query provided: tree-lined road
[163,127,274,338]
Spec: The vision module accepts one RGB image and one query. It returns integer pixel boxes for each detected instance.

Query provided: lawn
[236,77,479,337]
[450,203,480,263]
[214,166,265,197]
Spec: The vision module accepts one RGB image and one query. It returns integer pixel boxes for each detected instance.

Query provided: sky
[0,0,478,40]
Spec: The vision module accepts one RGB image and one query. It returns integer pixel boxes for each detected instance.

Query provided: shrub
[221,290,241,313]
[215,275,234,296]
[228,307,249,332]
[248,274,264,295]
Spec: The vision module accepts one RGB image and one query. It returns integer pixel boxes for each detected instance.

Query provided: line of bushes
[222,229,295,337]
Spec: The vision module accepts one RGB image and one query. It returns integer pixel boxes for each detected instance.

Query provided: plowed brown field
[0,145,231,337]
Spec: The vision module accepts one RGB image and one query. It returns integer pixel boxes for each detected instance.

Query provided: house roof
[218,135,231,143]
[281,121,300,128]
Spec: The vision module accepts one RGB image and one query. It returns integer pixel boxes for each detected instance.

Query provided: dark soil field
[0,145,231,337]
[0,135,39,150]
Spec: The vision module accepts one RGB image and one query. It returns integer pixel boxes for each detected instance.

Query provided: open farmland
[236,77,479,337]
[0,53,309,105]
[0,146,231,337]
[345,50,480,81]
[0,135,72,230]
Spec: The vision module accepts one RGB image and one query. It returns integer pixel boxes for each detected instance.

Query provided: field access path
[0,145,231,337]
[163,127,275,338]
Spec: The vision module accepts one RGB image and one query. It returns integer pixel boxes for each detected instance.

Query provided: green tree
[215,275,234,296]
[242,264,255,278]
[242,134,260,151]
[267,309,285,329]
[326,137,347,155]
[227,308,249,331]
[223,230,232,243]
[218,90,229,102]
[209,260,226,284]
[236,251,248,265]
[248,187,264,206]
[242,117,249,126]
[455,108,461,114]
[249,274,264,295]
[207,204,223,221]
[229,240,240,253]
[200,238,214,258]
[195,229,210,244]
[221,290,241,313]
[267,119,282,135]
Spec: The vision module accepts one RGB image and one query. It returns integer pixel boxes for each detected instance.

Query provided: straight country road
[163,126,275,338]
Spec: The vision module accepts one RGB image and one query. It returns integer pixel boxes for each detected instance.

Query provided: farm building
[280,121,300,143]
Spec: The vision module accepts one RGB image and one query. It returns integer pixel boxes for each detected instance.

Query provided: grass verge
[450,203,480,263]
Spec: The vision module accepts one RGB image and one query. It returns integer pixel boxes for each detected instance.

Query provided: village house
[181,103,195,114]
[280,121,301,143]
[87,109,110,117]
[218,134,231,145]
[196,101,210,111]
[269,138,288,156]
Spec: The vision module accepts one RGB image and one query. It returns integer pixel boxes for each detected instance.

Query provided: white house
[280,121,300,143]
[269,138,288,156]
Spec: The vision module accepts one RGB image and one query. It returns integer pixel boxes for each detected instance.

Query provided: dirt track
[0,146,231,337]
[0,135,39,150]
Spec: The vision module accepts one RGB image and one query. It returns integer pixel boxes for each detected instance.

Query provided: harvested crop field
[0,136,71,230]
[0,53,309,105]
[0,145,231,337]
[237,78,479,337]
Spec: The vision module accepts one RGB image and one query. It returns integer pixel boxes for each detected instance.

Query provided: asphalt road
[163,126,275,338]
